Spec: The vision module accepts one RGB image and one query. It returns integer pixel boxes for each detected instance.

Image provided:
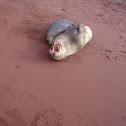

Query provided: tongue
[54,42,59,52]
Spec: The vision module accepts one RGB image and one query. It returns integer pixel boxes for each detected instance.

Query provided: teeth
[54,41,58,44]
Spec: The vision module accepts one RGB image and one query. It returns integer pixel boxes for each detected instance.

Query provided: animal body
[46,19,92,60]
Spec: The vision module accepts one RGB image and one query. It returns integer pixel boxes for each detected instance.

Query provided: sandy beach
[0,0,126,126]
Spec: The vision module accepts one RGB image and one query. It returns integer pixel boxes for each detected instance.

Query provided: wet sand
[0,0,126,126]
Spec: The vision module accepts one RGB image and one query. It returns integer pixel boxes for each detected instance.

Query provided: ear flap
[78,24,86,34]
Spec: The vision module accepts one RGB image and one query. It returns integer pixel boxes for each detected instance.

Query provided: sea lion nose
[52,53,55,56]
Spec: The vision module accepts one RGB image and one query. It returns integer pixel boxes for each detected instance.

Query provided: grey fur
[46,19,92,60]
[46,19,75,45]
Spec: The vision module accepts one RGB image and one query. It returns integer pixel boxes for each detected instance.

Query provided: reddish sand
[0,0,126,126]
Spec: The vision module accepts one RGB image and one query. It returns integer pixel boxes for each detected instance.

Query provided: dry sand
[0,0,126,126]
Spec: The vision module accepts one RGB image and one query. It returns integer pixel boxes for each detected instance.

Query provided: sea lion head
[49,41,67,60]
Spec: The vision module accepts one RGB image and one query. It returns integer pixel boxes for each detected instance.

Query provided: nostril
[52,53,55,56]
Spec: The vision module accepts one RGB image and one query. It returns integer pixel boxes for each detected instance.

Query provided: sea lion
[46,19,92,60]
[46,19,75,45]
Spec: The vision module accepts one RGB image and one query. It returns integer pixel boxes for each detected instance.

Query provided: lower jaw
[49,53,62,61]
[50,56,61,61]
[50,55,67,61]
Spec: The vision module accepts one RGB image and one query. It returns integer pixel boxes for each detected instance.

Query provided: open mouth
[51,41,60,53]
